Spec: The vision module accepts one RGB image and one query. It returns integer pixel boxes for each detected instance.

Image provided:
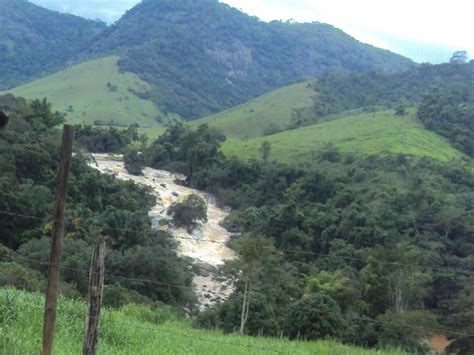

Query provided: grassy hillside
[0,288,404,354]
[222,109,465,163]
[2,56,174,128]
[190,82,316,138]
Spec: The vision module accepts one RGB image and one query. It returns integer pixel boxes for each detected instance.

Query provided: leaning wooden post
[0,111,9,130]
[83,240,106,355]
[41,125,75,355]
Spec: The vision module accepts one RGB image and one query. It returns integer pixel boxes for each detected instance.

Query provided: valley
[90,154,236,308]
[0,0,473,353]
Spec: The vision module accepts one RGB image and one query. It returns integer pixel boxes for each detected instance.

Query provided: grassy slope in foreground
[2,56,169,128]
[0,288,404,355]
[190,82,316,139]
[222,110,464,163]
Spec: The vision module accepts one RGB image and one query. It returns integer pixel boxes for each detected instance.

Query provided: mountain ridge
[0,0,106,89]
[1,0,413,119]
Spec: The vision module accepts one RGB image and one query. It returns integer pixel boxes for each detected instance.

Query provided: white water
[90,154,236,307]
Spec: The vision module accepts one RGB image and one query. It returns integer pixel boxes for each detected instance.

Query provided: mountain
[1,0,413,120]
[0,0,106,89]
[88,0,414,119]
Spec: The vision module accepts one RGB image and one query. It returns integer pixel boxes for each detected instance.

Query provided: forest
[144,123,474,353]
[0,93,473,353]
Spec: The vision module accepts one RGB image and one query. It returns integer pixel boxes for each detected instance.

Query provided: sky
[30,0,474,63]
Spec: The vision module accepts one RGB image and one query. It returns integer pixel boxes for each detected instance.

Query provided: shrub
[168,194,208,227]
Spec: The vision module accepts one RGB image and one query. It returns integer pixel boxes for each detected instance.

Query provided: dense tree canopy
[0,94,195,308]
[147,124,474,352]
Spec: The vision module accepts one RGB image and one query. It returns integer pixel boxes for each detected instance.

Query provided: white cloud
[221,0,474,62]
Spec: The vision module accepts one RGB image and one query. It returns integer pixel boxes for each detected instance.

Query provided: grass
[1,56,175,128]
[190,82,317,138]
[222,109,465,163]
[0,288,405,355]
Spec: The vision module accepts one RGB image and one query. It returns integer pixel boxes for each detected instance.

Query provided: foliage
[283,294,346,340]
[146,123,226,180]
[376,310,438,353]
[0,94,194,307]
[124,148,144,175]
[75,124,141,153]
[308,62,474,122]
[417,88,474,157]
[0,0,105,89]
[168,194,208,227]
[88,0,412,119]
[142,124,473,349]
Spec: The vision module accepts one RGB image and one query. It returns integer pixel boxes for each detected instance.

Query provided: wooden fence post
[42,125,75,355]
[83,241,106,355]
[0,111,9,130]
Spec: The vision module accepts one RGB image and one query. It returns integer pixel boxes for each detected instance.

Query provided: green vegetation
[0,94,194,307]
[190,82,317,138]
[2,56,174,127]
[418,88,474,157]
[1,0,413,121]
[308,62,474,122]
[222,109,464,163]
[0,0,105,89]
[144,124,473,352]
[90,0,412,119]
[168,194,208,227]
[0,288,403,354]
[124,148,145,176]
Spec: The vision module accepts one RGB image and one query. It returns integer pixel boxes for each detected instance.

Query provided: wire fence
[1,206,474,349]
[1,209,473,276]
[1,250,473,340]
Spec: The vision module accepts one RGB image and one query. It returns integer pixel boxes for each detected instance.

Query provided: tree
[124,149,144,176]
[223,235,281,334]
[450,51,469,64]
[395,105,406,116]
[167,194,208,227]
[283,294,346,340]
[259,141,271,163]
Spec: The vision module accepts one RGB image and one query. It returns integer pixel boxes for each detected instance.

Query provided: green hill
[90,0,413,119]
[0,288,404,354]
[190,82,317,138]
[222,109,465,163]
[0,0,106,89]
[2,56,173,127]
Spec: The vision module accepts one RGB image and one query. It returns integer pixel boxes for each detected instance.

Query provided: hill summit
[90,0,413,118]
[1,0,413,120]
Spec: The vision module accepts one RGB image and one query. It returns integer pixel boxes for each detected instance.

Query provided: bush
[0,262,45,292]
[121,303,176,325]
[283,294,346,340]
[376,310,438,353]
[102,284,152,308]
[124,149,144,175]
[168,194,208,227]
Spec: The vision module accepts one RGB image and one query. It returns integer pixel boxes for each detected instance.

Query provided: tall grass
[0,288,405,354]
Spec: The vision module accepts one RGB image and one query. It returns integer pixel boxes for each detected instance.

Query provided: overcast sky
[30,0,473,63]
